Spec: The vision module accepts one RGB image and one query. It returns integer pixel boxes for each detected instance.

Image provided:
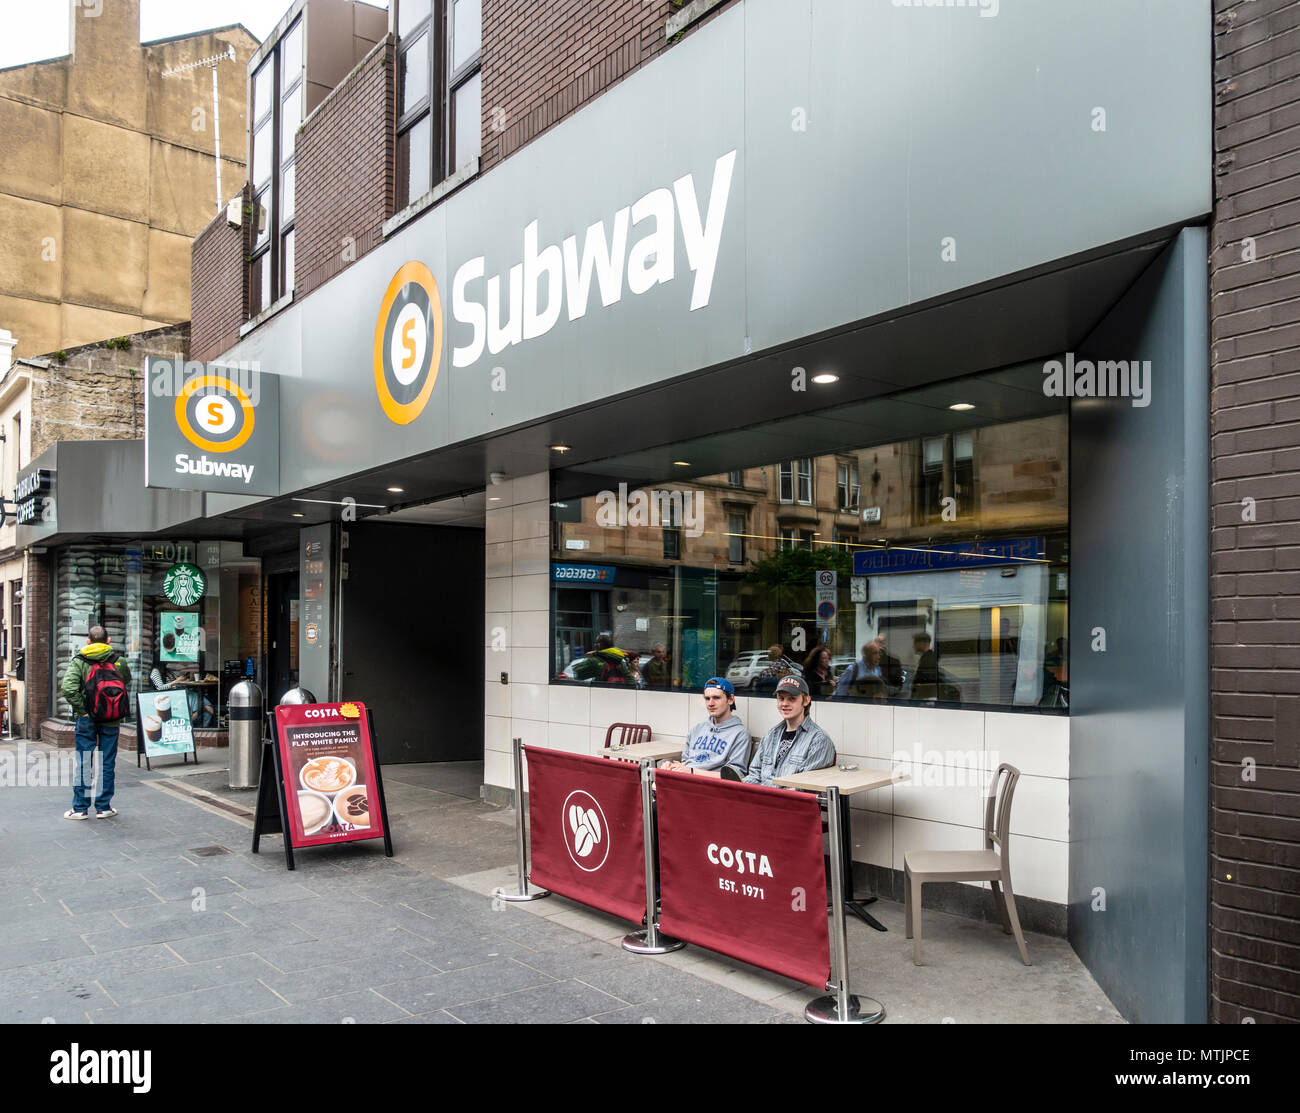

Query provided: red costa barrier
[656,770,831,988]
[525,746,646,923]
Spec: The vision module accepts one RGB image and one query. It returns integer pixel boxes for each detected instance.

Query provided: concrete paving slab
[447,979,628,1024]
[237,988,409,1024]
[100,954,282,1005]
[0,983,113,1023]
[86,979,286,1024]
[258,951,441,1005]
[374,957,556,1013]
[386,1009,463,1024]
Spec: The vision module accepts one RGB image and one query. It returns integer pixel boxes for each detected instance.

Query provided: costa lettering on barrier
[524,746,645,923]
[656,770,830,988]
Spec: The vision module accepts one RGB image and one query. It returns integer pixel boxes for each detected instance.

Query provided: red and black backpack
[83,653,127,722]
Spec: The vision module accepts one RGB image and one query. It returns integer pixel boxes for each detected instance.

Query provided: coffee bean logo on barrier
[561,789,610,872]
[174,374,255,453]
[374,261,443,425]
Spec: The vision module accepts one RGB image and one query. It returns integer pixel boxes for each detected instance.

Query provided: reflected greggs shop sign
[144,358,281,496]
[372,150,738,425]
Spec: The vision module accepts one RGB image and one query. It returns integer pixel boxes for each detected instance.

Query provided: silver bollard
[493,737,550,903]
[805,785,884,1024]
[622,759,684,955]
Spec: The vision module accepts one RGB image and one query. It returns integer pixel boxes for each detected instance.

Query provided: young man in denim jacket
[744,675,835,788]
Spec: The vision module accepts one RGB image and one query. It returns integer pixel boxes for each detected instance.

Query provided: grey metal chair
[903,762,1031,966]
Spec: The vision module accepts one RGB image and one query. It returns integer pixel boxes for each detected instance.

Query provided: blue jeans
[72,717,119,813]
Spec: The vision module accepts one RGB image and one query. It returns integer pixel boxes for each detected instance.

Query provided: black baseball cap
[774,675,809,698]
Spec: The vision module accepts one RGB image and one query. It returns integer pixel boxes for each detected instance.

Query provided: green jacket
[62,642,132,720]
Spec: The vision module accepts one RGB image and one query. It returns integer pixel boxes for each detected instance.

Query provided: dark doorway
[265,571,300,703]
[340,522,484,763]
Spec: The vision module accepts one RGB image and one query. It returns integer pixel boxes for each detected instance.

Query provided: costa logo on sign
[174,374,255,453]
[374,260,443,425]
[561,789,610,872]
[303,707,340,719]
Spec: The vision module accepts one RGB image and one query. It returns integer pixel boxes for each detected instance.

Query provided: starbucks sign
[163,562,206,607]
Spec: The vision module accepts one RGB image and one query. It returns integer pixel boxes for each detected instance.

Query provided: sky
[0,0,388,70]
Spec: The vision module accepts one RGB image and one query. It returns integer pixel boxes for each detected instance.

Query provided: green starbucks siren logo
[163,562,206,606]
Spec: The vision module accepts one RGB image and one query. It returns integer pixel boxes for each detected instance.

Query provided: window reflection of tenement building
[552,415,1067,570]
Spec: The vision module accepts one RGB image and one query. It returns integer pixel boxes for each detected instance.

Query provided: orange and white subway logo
[174,374,255,453]
[373,261,443,425]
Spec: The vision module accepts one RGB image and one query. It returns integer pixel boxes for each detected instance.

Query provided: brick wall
[1210,0,1300,1024]
[191,196,249,364]
[481,0,738,172]
[296,39,395,300]
[28,323,190,459]
[25,550,49,730]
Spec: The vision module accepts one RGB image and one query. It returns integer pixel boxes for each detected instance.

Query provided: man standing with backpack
[61,625,132,820]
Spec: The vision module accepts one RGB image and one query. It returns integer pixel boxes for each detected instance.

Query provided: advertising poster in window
[274,702,386,848]
[136,691,196,759]
[159,612,201,663]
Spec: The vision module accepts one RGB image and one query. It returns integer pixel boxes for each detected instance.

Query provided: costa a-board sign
[255,702,394,870]
[144,357,280,496]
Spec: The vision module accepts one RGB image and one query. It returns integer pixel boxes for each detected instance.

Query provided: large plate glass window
[547,363,1070,712]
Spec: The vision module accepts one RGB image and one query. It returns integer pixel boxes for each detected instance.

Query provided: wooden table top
[601,740,684,761]
[773,764,905,795]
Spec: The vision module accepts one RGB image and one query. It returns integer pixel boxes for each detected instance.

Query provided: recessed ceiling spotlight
[550,444,571,453]
[812,373,839,385]
[292,512,304,518]
[949,402,975,411]
[673,460,691,467]
[386,486,404,493]
[488,496,501,502]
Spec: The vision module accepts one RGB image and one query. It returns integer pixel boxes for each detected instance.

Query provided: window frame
[727,512,746,565]
[247,17,303,318]
[395,0,482,211]
[838,461,860,511]
[11,578,21,651]
[778,459,812,504]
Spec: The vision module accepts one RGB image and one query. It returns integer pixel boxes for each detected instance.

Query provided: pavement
[0,740,1124,1024]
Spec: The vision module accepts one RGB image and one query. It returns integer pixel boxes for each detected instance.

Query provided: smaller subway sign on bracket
[144,357,280,496]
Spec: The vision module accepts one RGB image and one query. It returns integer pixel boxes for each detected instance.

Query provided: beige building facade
[0,328,32,731]
[0,0,258,360]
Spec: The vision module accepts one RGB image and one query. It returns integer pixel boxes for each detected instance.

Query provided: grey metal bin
[227,679,263,789]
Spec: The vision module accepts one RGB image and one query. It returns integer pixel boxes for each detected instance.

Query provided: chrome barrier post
[622,759,684,954]
[493,737,551,903]
[805,785,884,1024]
